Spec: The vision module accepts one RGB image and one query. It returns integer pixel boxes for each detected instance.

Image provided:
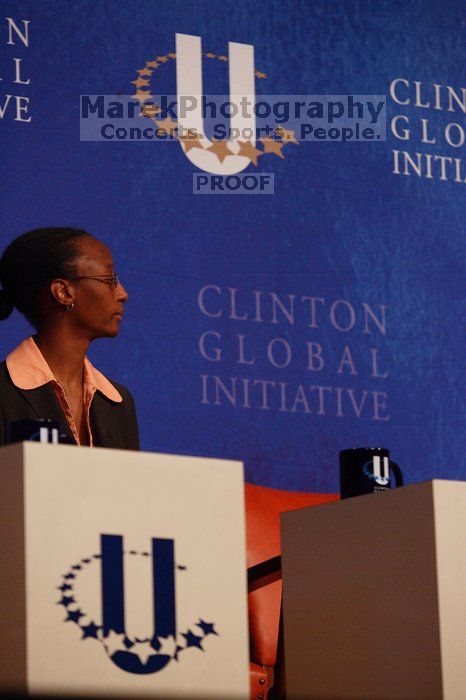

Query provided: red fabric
[245,483,339,668]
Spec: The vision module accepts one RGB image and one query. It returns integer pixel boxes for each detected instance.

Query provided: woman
[0,227,139,449]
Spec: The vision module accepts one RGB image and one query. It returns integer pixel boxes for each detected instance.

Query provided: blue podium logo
[56,534,218,674]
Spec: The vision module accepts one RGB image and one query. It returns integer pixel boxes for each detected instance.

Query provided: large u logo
[101,534,176,674]
[176,32,256,175]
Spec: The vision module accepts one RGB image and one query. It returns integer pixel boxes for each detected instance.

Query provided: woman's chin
[94,324,120,339]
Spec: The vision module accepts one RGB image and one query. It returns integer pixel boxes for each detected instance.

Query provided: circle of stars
[131,50,299,165]
[56,551,219,667]
[57,553,103,640]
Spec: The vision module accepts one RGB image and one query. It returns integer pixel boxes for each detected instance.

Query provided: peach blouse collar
[6,336,122,403]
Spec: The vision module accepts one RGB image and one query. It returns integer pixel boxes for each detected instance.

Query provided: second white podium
[281,480,466,700]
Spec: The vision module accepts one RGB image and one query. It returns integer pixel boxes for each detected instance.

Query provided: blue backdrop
[0,0,464,491]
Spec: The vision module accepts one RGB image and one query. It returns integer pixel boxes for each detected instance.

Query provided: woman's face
[67,237,128,340]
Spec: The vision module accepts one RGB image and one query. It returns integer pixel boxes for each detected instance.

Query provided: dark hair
[0,227,93,327]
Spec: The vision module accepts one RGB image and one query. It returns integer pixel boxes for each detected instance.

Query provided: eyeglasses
[68,274,120,288]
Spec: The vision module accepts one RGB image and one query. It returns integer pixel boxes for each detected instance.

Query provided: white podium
[0,442,249,698]
[281,480,466,700]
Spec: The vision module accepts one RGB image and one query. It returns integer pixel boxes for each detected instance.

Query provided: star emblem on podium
[56,547,220,674]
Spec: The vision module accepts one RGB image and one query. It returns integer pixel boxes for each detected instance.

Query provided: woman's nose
[116,282,129,302]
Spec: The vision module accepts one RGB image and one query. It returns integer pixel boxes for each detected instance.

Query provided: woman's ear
[50,278,75,310]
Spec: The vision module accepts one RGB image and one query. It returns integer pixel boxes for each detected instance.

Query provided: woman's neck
[34,328,90,389]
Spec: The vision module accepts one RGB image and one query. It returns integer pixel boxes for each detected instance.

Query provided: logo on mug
[339,447,403,499]
[362,455,390,486]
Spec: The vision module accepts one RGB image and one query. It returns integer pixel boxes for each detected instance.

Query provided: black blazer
[0,361,139,450]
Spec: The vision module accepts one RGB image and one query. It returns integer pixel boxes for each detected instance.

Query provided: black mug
[339,447,403,499]
[6,419,61,445]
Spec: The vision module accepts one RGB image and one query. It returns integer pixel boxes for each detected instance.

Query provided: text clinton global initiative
[197,285,390,422]
[200,376,389,421]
